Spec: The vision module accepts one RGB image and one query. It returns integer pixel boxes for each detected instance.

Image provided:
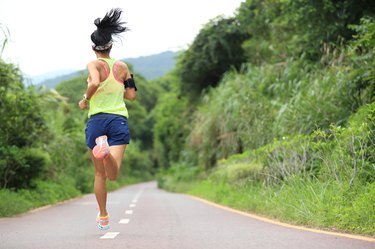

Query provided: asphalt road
[0,181,374,249]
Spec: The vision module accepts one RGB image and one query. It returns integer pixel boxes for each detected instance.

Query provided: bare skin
[91,145,126,217]
[78,48,136,217]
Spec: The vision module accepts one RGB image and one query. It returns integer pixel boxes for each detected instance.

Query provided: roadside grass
[0,174,149,217]
[0,178,80,217]
[158,153,374,237]
[186,178,375,236]
[157,102,375,236]
[0,189,34,216]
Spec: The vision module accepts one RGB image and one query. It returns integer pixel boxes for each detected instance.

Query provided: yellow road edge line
[187,194,375,243]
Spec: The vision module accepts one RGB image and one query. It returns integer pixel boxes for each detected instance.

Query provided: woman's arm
[124,87,137,101]
[122,64,137,101]
[78,61,101,109]
[85,62,101,97]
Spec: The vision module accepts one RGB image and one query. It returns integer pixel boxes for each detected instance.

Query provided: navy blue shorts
[85,113,130,149]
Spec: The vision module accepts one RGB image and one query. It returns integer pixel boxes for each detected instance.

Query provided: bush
[19,179,80,206]
[0,189,33,216]
[153,91,190,168]
[0,146,51,189]
[186,69,275,169]
[253,135,315,185]
[122,141,153,180]
[313,102,375,185]
[274,65,357,136]
[0,178,81,217]
[157,164,202,192]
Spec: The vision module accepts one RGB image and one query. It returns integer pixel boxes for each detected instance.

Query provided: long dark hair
[91,8,128,52]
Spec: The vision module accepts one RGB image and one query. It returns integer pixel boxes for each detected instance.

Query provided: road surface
[0,181,374,249]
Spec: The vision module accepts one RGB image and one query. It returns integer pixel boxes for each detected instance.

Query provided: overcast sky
[0,0,245,77]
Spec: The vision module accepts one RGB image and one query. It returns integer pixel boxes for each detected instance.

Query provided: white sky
[0,0,245,77]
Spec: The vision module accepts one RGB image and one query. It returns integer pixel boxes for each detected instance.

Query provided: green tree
[347,16,375,106]
[153,91,189,169]
[178,16,249,99]
[286,0,375,60]
[236,0,288,64]
[0,60,50,188]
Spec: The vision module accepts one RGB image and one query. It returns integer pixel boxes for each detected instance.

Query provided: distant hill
[124,50,180,80]
[34,50,179,89]
[33,70,86,89]
[30,69,78,85]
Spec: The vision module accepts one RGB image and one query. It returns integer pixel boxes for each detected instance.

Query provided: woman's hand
[78,99,89,110]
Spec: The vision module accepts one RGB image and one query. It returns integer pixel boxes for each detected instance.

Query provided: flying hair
[91,8,128,51]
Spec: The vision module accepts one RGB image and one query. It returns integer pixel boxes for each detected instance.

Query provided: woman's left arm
[124,87,137,101]
[122,64,137,101]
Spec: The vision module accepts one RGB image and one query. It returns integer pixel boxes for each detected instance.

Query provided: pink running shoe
[93,135,110,159]
[96,212,110,230]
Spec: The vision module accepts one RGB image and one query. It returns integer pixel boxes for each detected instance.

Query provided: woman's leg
[90,144,126,217]
[103,144,127,181]
[90,150,108,217]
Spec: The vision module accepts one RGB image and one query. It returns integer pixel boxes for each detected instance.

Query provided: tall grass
[188,178,375,235]
[160,96,375,236]
[184,56,365,169]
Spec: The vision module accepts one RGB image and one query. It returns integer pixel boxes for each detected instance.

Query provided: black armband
[124,74,137,91]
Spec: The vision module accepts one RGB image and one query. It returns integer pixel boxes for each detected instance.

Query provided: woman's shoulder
[114,60,129,75]
[115,60,129,69]
[87,59,102,68]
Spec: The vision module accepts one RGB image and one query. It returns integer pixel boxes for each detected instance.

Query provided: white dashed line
[98,188,145,240]
[119,219,130,224]
[100,232,120,239]
[131,188,144,203]
[115,187,143,231]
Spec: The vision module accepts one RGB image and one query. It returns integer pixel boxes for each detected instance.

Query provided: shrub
[313,102,375,185]
[0,189,33,216]
[187,69,275,169]
[0,146,51,189]
[254,135,317,185]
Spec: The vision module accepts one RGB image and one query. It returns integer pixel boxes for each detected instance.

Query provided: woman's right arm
[85,62,101,98]
[78,61,101,110]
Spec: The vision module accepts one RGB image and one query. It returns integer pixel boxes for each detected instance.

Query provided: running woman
[78,8,137,230]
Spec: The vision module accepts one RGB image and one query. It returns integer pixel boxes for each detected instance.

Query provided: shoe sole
[98,224,110,230]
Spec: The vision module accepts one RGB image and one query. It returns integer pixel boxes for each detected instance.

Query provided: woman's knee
[95,170,107,179]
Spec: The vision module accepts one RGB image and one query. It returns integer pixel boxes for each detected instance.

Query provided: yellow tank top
[88,58,129,118]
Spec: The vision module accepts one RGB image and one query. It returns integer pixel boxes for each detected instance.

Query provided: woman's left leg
[90,144,126,230]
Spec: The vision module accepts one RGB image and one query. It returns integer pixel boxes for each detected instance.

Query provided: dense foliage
[178,16,249,98]
[0,59,155,215]
[155,0,375,169]
[1,0,374,235]
[0,61,50,189]
[155,0,375,235]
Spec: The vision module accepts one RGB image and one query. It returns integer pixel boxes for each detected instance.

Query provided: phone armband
[124,74,137,91]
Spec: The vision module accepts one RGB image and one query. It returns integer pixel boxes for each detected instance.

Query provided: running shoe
[93,135,110,159]
[96,212,110,230]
